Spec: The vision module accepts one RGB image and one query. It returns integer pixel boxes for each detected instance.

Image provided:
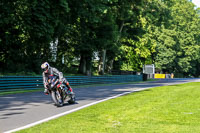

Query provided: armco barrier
[0,75,143,92]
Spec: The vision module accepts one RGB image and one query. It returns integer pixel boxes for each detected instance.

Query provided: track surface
[0,78,199,132]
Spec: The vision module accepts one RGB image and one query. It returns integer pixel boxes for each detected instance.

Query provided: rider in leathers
[41,62,73,95]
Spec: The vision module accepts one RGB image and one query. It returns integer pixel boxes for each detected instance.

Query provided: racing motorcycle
[46,76,75,107]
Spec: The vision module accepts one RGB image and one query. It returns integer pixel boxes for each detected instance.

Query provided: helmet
[41,62,50,73]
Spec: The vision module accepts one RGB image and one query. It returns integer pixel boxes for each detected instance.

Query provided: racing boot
[67,88,74,95]
[65,82,74,95]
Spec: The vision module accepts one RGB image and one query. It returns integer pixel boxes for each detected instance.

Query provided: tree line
[0,0,200,77]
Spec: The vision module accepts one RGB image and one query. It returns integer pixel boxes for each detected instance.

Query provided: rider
[41,62,73,95]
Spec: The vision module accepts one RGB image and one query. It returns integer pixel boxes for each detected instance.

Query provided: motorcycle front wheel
[51,90,63,107]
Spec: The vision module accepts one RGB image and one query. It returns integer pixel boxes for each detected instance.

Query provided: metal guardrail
[0,75,143,92]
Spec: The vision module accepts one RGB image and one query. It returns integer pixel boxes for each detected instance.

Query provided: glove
[44,88,49,95]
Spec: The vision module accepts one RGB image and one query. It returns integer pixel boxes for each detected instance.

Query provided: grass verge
[16,82,200,133]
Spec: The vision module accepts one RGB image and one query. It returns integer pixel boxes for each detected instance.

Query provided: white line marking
[4,87,152,133]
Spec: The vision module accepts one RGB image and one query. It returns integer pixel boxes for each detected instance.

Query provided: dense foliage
[0,0,200,77]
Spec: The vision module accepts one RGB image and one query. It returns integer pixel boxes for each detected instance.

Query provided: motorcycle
[46,76,75,107]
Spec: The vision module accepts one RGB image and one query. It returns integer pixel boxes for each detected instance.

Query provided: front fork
[56,88,63,103]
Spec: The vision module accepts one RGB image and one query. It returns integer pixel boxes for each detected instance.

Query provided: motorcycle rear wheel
[68,94,76,104]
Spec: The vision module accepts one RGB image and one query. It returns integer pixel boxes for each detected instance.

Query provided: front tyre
[51,91,63,107]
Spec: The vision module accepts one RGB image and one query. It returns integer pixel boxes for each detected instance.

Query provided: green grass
[16,82,200,133]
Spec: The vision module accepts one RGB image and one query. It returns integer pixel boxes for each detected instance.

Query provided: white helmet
[41,62,50,73]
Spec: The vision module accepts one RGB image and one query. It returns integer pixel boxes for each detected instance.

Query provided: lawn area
[16,82,200,133]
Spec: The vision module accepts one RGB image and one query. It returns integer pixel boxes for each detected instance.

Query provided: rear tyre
[68,94,76,104]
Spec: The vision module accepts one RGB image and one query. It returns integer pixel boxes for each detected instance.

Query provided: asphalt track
[0,78,199,133]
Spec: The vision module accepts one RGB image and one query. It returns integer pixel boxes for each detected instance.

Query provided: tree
[113,0,166,71]
[154,0,200,77]
[67,0,119,75]
[0,0,70,74]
